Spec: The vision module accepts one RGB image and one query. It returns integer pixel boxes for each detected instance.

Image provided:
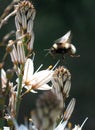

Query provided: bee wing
[54,30,71,43]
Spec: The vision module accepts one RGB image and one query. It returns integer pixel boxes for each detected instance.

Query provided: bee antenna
[44,48,51,57]
[44,49,50,51]
[71,54,80,58]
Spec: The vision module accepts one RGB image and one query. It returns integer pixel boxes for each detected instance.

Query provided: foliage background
[0,0,95,130]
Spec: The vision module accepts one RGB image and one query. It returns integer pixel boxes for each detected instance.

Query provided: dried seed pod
[52,66,71,105]
[15,0,36,51]
[32,91,63,130]
[6,40,14,53]
[64,98,76,121]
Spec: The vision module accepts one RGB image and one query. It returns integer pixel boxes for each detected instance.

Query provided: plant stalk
[16,65,23,119]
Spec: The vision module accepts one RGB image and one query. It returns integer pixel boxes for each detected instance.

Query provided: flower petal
[37,84,52,90]
[31,70,53,86]
[18,125,28,130]
[1,68,7,87]
[54,120,68,130]
[23,58,34,81]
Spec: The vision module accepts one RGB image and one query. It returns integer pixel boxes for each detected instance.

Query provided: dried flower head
[15,0,36,51]
[52,66,71,105]
[55,98,76,130]
[32,91,63,130]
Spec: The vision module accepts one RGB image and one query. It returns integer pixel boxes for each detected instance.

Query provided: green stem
[0,95,5,129]
[16,65,23,119]
[0,69,5,129]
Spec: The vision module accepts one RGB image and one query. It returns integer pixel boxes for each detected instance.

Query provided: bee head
[48,43,57,54]
[50,47,56,54]
[44,46,56,56]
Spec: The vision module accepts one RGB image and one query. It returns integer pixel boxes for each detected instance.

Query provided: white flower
[55,98,76,130]
[54,120,68,130]
[1,68,7,89]
[7,115,29,130]
[72,117,88,130]
[4,127,10,130]
[22,58,53,93]
[15,124,28,130]
[17,125,28,130]
[10,41,26,64]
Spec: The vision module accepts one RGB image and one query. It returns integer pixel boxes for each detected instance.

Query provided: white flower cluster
[0,1,88,130]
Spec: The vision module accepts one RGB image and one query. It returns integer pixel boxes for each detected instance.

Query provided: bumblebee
[48,31,79,59]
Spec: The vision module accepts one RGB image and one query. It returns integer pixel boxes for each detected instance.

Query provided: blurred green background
[0,0,95,130]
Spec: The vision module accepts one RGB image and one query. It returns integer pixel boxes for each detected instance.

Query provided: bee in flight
[46,31,80,59]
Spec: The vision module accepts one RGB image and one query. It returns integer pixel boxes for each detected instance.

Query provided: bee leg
[52,54,56,59]
[70,54,80,58]
[50,52,56,59]
[62,54,65,60]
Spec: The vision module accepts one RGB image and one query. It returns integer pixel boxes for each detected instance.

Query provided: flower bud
[6,40,14,53]
[6,69,14,80]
